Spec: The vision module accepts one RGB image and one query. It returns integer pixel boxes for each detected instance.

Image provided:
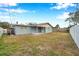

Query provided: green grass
[0,32,79,56]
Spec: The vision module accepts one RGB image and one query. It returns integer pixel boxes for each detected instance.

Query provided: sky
[0,3,77,28]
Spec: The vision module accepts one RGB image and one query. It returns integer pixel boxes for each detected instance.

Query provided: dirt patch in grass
[0,32,79,56]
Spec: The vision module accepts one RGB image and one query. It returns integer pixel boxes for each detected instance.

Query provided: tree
[65,13,75,26]
[65,4,79,26]
[55,24,60,28]
[74,9,79,24]
[0,22,10,29]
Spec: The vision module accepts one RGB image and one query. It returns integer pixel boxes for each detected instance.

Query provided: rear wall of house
[13,24,53,35]
[45,26,53,33]
[29,27,45,33]
[14,26,31,35]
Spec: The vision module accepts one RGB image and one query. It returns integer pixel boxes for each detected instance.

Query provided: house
[0,27,8,36]
[10,23,53,35]
[3,29,7,34]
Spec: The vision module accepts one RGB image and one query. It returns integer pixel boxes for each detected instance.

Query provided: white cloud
[56,12,69,20]
[50,3,76,10]
[0,15,9,18]
[0,0,78,3]
[54,12,70,28]
[0,8,35,13]
[0,3,17,7]
[9,9,36,13]
[0,15,17,23]
[0,15,17,19]
[0,0,21,3]
[4,3,17,6]
[9,9,29,13]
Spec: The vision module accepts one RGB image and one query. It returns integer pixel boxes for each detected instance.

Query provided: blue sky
[0,3,77,27]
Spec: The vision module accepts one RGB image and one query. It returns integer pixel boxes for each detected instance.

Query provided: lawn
[0,32,79,56]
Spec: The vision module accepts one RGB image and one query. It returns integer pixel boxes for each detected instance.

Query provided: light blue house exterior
[12,23,53,35]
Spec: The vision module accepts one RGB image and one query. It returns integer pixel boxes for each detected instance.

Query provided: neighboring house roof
[12,23,53,28]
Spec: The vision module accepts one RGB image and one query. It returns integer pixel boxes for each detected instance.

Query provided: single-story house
[10,23,53,35]
[0,27,8,36]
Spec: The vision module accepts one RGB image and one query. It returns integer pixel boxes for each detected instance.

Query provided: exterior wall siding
[41,27,45,33]
[30,27,38,33]
[14,26,31,35]
[14,26,46,35]
[27,27,45,34]
[45,27,53,33]
[13,23,53,35]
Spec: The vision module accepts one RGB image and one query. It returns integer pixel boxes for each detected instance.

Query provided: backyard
[0,32,79,56]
